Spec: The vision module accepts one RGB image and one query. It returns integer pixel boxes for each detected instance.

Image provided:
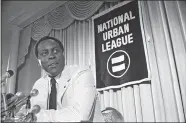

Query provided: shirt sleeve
[36,69,97,122]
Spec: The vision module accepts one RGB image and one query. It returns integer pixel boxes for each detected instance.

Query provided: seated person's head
[34,36,65,77]
[102,107,124,122]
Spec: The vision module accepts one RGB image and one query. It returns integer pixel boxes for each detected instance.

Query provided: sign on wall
[92,0,150,90]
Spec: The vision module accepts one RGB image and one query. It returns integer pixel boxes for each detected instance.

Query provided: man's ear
[38,59,42,66]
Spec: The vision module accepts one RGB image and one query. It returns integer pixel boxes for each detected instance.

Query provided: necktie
[49,77,57,110]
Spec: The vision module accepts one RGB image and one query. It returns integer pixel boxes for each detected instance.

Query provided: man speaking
[18,36,103,122]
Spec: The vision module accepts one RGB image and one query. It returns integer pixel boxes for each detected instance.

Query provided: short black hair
[34,36,64,59]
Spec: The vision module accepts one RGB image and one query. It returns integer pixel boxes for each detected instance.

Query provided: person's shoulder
[65,65,90,74]
[64,65,92,78]
[32,77,46,88]
[65,64,89,70]
[65,65,95,86]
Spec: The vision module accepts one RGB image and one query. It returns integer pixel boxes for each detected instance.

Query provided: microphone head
[15,92,25,98]
[7,70,14,77]
[31,105,41,114]
[6,93,14,100]
[30,89,39,97]
[15,112,25,118]
[7,92,25,106]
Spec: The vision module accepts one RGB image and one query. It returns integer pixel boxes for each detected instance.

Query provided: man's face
[37,39,65,76]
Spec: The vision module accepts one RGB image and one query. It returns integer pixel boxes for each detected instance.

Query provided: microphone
[1,70,14,83]
[28,89,39,98]
[7,89,39,109]
[29,105,41,114]
[6,93,14,100]
[1,92,25,115]
[6,92,25,106]
[24,105,41,122]
[26,89,39,109]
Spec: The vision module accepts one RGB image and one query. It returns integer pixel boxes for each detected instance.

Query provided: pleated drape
[48,20,93,67]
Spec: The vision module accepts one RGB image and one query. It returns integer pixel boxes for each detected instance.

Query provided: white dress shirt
[29,65,98,122]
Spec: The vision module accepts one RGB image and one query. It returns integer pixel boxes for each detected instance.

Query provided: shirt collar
[45,72,61,83]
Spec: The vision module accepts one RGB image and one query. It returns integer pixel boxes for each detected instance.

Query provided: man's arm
[36,69,97,122]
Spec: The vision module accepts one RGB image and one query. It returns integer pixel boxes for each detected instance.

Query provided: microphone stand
[9,105,16,118]
[25,96,35,122]
[25,96,31,114]
[24,112,34,122]
[1,93,8,119]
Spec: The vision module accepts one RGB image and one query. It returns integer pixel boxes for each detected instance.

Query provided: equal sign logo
[111,55,125,73]
[107,50,130,78]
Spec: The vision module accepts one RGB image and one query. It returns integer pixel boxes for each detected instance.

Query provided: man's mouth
[48,63,58,68]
